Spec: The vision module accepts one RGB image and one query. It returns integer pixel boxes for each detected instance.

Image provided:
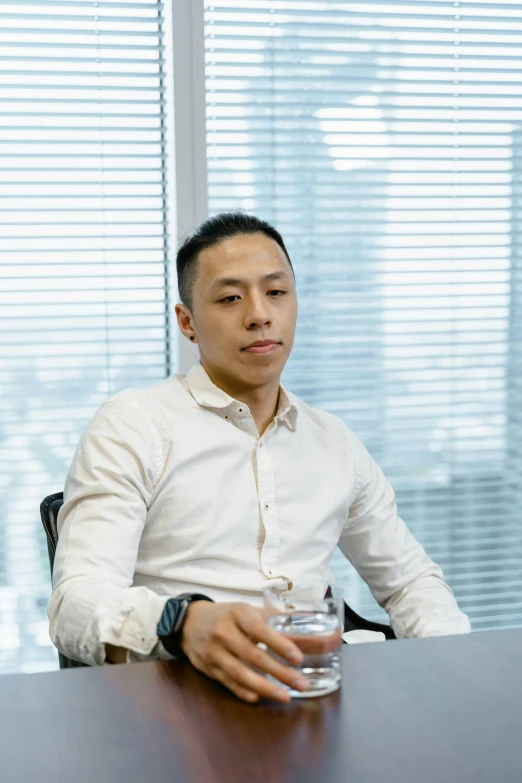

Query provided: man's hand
[181,601,309,703]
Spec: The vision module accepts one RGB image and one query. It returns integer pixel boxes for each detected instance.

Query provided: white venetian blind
[0,0,171,672]
[204,0,522,630]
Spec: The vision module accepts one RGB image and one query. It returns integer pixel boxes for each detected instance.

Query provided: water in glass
[264,584,343,698]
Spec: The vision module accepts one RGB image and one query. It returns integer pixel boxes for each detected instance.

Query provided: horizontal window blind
[204,0,522,631]
[0,0,170,673]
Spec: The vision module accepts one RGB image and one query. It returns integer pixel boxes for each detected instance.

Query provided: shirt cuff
[97,589,169,660]
[126,640,174,663]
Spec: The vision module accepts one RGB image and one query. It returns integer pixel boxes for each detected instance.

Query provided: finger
[212,666,260,703]
[220,626,309,692]
[234,607,304,665]
[211,649,293,703]
[188,653,260,703]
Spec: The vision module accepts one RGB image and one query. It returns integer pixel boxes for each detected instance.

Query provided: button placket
[256,439,279,576]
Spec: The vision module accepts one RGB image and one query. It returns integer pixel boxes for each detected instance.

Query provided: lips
[243,342,280,355]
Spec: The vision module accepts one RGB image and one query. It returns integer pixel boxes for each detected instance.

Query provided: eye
[219,295,240,303]
[268,290,286,297]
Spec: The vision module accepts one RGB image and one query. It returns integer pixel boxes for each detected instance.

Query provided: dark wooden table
[1,630,522,783]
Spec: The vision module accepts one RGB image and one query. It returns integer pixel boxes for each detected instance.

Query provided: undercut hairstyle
[176,212,294,311]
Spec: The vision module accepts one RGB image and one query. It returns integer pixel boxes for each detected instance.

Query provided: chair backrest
[40,492,88,669]
[343,602,396,641]
[40,491,63,575]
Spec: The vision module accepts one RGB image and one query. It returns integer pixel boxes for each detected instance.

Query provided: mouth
[242,341,281,355]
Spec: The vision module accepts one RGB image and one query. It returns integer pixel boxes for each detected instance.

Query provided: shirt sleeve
[48,399,170,666]
[338,429,471,638]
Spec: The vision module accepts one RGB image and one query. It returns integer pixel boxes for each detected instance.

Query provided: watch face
[157,594,213,640]
[173,600,190,632]
[157,598,184,638]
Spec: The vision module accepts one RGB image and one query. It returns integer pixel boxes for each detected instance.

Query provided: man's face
[178,232,298,391]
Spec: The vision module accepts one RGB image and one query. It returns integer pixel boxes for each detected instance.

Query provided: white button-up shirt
[49,361,470,665]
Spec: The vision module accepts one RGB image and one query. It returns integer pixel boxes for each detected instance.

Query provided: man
[49,212,470,703]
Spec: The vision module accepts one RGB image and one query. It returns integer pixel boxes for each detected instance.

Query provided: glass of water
[263,581,343,698]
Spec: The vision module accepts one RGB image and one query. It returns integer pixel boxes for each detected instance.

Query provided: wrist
[157,593,214,659]
[180,599,210,657]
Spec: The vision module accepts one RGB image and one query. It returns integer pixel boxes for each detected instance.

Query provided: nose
[244,292,272,330]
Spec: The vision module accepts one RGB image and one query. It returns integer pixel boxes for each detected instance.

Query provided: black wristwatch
[157,593,214,658]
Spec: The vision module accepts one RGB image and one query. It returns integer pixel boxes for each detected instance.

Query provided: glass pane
[204,0,522,631]
[0,0,172,674]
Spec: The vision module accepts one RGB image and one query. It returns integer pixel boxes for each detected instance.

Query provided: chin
[241,357,285,380]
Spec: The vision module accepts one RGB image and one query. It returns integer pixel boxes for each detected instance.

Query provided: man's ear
[175,303,196,340]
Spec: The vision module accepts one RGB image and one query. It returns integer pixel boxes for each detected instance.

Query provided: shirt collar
[184,361,298,432]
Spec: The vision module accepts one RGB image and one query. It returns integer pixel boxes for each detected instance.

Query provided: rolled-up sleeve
[48,399,168,665]
[338,430,471,638]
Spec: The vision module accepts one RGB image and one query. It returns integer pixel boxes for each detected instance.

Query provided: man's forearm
[384,572,471,638]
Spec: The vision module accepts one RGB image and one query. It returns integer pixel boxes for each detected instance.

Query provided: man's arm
[338,429,471,638]
[49,399,308,702]
[48,399,169,665]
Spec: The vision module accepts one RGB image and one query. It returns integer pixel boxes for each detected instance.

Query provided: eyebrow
[209,270,290,293]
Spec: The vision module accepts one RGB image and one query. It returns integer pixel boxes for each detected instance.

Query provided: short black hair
[176,211,294,310]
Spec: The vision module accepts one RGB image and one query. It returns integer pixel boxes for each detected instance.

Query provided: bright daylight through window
[204,0,522,629]
[0,0,170,673]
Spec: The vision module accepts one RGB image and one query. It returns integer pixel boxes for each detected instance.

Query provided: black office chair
[41,491,395,669]
[343,600,395,640]
[40,491,87,669]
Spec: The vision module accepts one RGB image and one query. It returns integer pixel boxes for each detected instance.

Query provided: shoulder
[84,374,187,446]
[101,373,187,425]
[290,395,376,494]
[288,392,363,455]
[108,373,186,410]
[79,376,187,474]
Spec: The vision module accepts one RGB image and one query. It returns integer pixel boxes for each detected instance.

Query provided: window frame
[170,0,208,372]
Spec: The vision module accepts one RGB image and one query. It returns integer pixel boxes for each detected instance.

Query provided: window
[204,1,522,630]
[0,0,172,673]
[2,1,521,676]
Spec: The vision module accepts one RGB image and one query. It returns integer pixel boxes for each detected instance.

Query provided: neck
[200,359,280,437]
[241,385,280,437]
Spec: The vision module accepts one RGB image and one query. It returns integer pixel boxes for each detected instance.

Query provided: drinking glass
[263,581,343,698]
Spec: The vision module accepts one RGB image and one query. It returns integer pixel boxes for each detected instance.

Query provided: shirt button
[238,408,243,413]
[265,504,269,509]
